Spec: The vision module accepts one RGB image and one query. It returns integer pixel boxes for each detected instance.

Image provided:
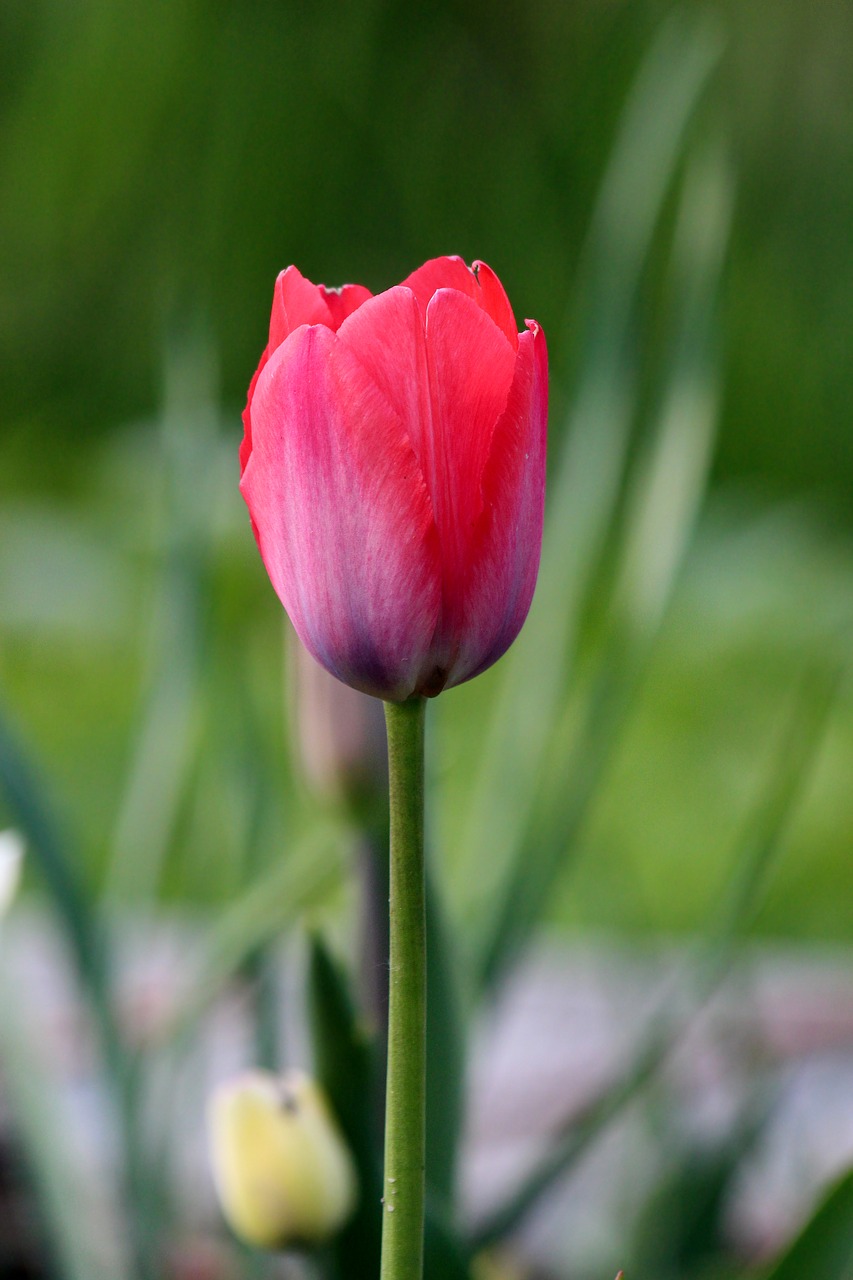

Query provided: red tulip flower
[240,256,548,701]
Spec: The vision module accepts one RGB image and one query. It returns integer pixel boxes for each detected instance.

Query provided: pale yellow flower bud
[207,1069,357,1250]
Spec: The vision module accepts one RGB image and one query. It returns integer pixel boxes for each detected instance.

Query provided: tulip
[240,256,547,701]
[207,1070,357,1250]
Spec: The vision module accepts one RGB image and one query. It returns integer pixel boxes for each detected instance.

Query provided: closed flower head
[207,1070,357,1250]
[241,256,548,701]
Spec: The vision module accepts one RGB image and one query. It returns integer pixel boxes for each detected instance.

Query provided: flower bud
[288,626,387,808]
[0,830,24,919]
[240,257,547,701]
[207,1069,357,1250]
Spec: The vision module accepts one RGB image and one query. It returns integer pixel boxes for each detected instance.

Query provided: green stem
[380,697,427,1280]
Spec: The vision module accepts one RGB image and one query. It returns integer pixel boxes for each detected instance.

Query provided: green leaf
[308,931,381,1171]
[424,1190,473,1280]
[424,857,466,1207]
[464,8,726,987]
[0,707,107,1002]
[762,1167,853,1280]
[630,1103,767,1278]
[475,127,732,994]
[307,931,383,1279]
[103,338,218,909]
[160,822,345,1049]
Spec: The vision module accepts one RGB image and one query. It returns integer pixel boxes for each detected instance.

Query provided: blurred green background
[0,0,851,939]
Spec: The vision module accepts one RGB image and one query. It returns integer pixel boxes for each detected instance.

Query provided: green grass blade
[159,822,345,1049]
[460,9,725,958]
[474,134,733,992]
[423,857,465,1207]
[307,932,383,1278]
[103,339,218,908]
[760,1166,853,1280]
[0,707,110,1002]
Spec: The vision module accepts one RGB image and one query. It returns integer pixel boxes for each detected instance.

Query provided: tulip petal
[269,269,373,349]
[240,344,270,474]
[336,286,433,484]
[472,260,519,349]
[403,255,519,349]
[319,283,373,328]
[241,324,441,700]
[269,267,337,349]
[246,273,373,475]
[421,288,517,677]
[402,255,479,311]
[448,321,548,686]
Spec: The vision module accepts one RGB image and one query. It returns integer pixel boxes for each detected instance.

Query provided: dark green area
[1,0,852,509]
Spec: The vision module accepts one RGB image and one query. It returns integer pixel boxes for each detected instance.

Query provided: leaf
[630,1103,768,1278]
[762,1167,853,1280]
[307,931,384,1279]
[424,857,466,1206]
[308,931,381,1171]
[0,711,171,1279]
[103,338,218,908]
[463,8,726,985]
[159,822,346,1049]
[474,127,733,994]
[0,707,107,1003]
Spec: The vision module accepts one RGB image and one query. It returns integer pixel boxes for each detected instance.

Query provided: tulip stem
[380,696,427,1280]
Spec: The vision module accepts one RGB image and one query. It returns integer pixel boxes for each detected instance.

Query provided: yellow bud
[207,1069,357,1250]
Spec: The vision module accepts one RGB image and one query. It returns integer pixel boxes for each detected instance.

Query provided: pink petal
[336,286,434,485]
[472,260,519,350]
[240,344,270,474]
[402,255,480,312]
[240,324,441,700]
[269,270,373,349]
[402,255,519,349]
[268,267,336,349]
[319,283,373,328]
[449,320,548,686]
[421,287,518,679]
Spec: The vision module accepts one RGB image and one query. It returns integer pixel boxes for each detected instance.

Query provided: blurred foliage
[0,0,852,510]
[0,3,850,939]
[0,3,852,1280]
